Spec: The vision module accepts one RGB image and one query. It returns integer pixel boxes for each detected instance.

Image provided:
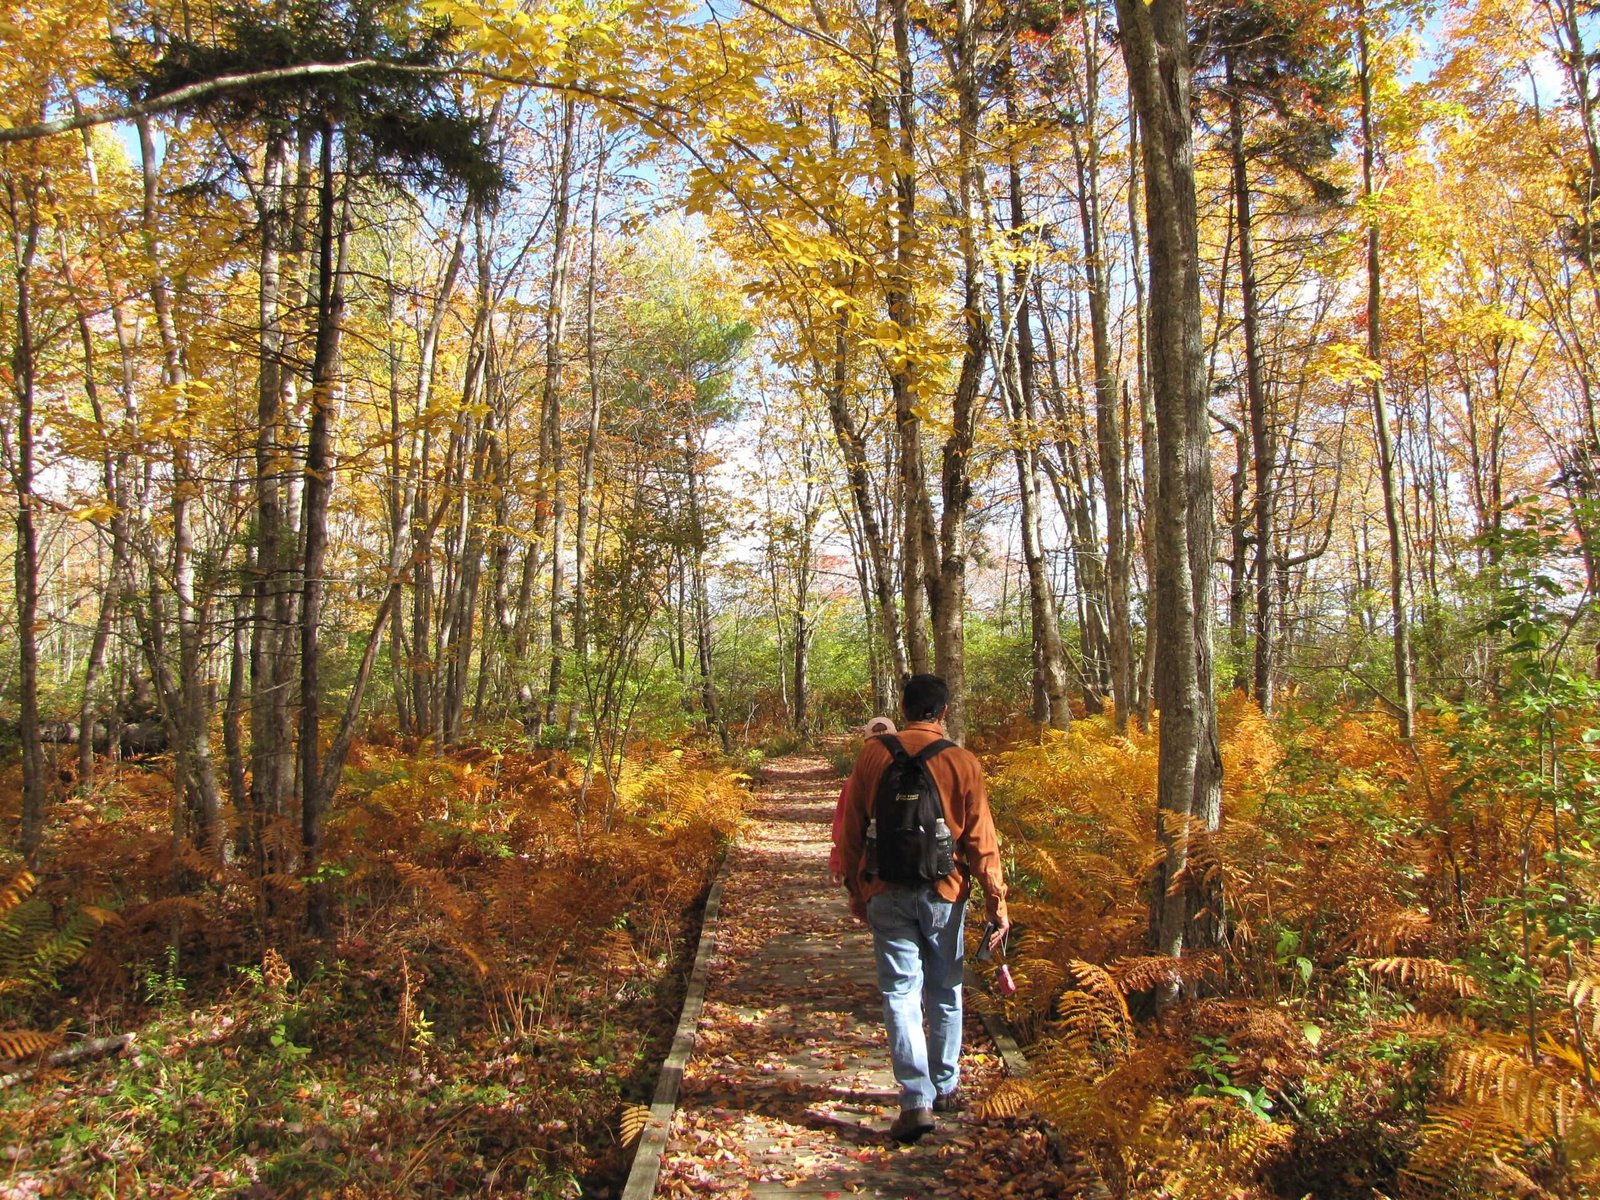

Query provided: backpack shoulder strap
[913,738,955,764]
[876,733,909,762]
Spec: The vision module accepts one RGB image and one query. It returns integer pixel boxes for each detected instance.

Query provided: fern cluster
[982,701,1600,1198]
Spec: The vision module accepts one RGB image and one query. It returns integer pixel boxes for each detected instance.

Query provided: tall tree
[1356,0,1416,738]
[1115,0,1224,969]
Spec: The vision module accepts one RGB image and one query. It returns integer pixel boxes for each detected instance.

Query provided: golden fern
[1399,1103,1540,1199]
[0,895,110,1009]
[122,896,209,929]
[1365,956,1483,998]
[974,1079,1031,1119]
[1381,1012,1481,1041]
[393,862,492,977]
[1222,1112,1295,1175]
[1055,992,1125,1059]
[1442,1044,1588,1137]
[1149,1095,1293,1195]
[1568,973,1600,1037]
[0,1028,63,1060]
[1065,960,1133,1054]
[1112,952,1222,997]
[620,1103,652,1145]
[0,871,36,916]
[1351,907,1435,956]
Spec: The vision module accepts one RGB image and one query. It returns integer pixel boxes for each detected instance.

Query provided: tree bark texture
[1116,0,1223,968]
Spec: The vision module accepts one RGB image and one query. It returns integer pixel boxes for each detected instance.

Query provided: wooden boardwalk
[650,755,1011,1200]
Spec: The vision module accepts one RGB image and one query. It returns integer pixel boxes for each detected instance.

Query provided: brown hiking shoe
[932,1089,964,1114]
[889,1106,935,1144]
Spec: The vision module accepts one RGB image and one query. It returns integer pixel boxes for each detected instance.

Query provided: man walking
[838,674,1010,1143]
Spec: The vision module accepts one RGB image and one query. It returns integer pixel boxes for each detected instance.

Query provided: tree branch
[0,61,391,144]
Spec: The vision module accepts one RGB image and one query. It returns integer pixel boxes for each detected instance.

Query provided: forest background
[2,0,1600,1195]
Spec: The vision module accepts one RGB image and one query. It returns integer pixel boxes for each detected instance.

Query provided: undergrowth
[976,694,1600,1199]
[0,739,747,1199]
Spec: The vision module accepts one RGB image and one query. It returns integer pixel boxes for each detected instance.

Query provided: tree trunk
[1358,13,1414,739]
[408,218,469,739]
[684,439,730,752]
[299,123,350,938]
[931,0,990,745]
[998,45,1070,729]
[1071,4,1133,730]
[823,321,908,696]
[542,99,578,732]
[5,180,46,860]
[252,132,296,848]
[56,148,130,796]
[1128,110,1160,726]
[137,115,223,853]
[1116,0,1223,974]
[882,0,932,677]
[573,150,606,687]
[1227,59,1278,714]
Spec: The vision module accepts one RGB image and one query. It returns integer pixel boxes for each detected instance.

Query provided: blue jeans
[865,886,966,1111]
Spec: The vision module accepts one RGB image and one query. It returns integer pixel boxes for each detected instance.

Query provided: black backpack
[866,734,957,884]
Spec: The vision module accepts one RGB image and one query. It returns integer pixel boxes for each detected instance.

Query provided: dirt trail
[650,754,1035,1199]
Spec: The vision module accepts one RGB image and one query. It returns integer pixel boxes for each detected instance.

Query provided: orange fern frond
[1568,973,1600,1037]
[1442,1044,1589,1137]
[1112,951,1222,997]
[974,1081,1031,1119]
[1365,956,1482,998]
[621,1103,652,1145]
[120,896,209,929]
[0,871,36,916]
[1399,1102,1537,1199]
[0,1028,62,1060]
[1066,960,1134,1053]
[1350,908,1434,956]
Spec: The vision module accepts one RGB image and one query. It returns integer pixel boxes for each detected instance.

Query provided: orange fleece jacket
[839,722,1008,924]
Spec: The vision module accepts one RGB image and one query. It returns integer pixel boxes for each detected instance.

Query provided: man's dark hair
[902,674,949,722]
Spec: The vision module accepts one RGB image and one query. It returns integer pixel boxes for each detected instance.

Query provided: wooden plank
[620,849,736,1200]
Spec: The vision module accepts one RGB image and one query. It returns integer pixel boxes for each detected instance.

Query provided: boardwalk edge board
[619,843,735,1200]
[970,982,1031,1080]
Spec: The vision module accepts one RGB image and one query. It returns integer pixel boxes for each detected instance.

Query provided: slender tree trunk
[299,124,350,937]
[880,0,932,677]
[994,245,1068,726]
[824,321,908,694]
[1358,15,1414,738]
[997,46,1070,729]
[250,132,301,865]
[542,100,578,731]
[408,217,469,739]
[573,148,607,701]
[684,438,730,751]
[1227,59,1278,714]
[136,116,224,853]
[1070,5,1133,730]
[57,186,128,795]
[930,0,990,745]
[1128,109,1160,725]
[5,179,46,860]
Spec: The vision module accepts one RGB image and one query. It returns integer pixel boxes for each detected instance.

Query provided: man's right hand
[984,915,1011,957]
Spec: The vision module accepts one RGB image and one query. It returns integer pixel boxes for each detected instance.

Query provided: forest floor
[650,754,1061,1199]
